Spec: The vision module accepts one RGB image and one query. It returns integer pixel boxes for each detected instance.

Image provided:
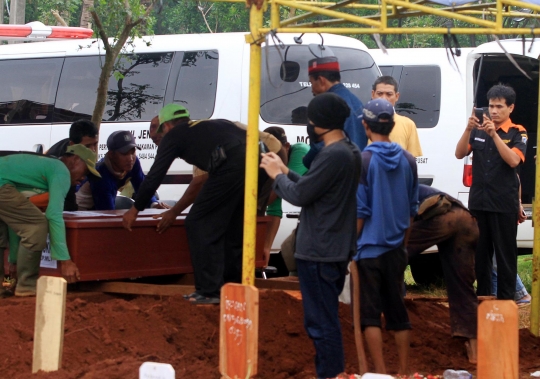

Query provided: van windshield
[260,45,378,125]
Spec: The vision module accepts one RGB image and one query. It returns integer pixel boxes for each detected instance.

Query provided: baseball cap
[107,131,140,154]
[65,144,101,178]
[362,98,395,123]
[308,56,340,75]
[157,104,190,133]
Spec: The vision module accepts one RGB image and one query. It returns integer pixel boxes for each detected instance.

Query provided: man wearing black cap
[260,93,362,379]
[354,98,418,375]
[303,56,365,168]
[76,130,159,210]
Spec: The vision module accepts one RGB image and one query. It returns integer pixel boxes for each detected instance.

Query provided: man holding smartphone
[455,84,527,300]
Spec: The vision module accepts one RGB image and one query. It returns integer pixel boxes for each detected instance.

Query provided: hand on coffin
[122,206,139,232]
[61,259,80,283]
[153,208,178,234]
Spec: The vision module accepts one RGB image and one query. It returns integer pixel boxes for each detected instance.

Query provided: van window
[381,65,441,128]
[173,50,219,120]
[0,58,62,124]
[260,46,379,125]
[54,53,173,122]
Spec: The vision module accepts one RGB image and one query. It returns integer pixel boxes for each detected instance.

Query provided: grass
[518,254,533,294]
[404,255,535,329]
[404,254,534,297]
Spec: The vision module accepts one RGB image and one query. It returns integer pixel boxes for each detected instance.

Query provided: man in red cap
[304,56,365,167]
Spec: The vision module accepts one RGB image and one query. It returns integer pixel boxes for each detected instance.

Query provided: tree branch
[90,10,111,52]
[51,10,68,26]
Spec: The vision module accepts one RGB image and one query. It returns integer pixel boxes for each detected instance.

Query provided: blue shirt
[303,83,365,168]
[327,83,366,150]
[90,156,157,210]
[355,142,418,260]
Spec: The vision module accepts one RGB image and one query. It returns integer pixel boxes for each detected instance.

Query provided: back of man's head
[69,120,98,144]
[362,98,395,136]
[372,75,399,92]
[307,93,350,130]
[264,126,288,145]
[487,84,516,106]
[308,56,341,83]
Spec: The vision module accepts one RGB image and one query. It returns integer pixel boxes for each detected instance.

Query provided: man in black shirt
[455,84,527,300]
[260,93,361,378]
[46,120,99,211]
[123,104,247,304]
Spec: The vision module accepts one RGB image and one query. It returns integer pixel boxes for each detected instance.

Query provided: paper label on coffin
[40,235,57,269]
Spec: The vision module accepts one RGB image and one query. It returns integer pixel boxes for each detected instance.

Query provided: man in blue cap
[354,98,418,375]
[122,104,247,304]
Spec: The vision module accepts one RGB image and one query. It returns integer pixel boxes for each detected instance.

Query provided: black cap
[307,93,350,130]
[107,131,140,153]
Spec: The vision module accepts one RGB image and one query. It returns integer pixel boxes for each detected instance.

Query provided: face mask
[307,123,334,144]
[306,123,319,144]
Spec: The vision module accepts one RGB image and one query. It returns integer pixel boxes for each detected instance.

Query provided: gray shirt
[273,139,361,262]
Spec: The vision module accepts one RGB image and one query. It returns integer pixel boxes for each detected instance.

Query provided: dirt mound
[0,291,538,378]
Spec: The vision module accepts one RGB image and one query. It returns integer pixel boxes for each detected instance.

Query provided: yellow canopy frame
[240,0,540,337]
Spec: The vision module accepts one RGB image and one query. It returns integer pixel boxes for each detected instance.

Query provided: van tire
[409,253,445,287]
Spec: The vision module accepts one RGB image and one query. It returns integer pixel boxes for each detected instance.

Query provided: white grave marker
[32,276,67,373]
[139,362,175,379]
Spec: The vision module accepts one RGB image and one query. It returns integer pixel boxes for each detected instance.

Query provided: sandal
[187,293,220,305]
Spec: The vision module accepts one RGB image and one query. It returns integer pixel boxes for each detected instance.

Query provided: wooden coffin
[2,210,269,281]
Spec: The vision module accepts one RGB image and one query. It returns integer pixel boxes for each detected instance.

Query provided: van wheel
[409,253,445,287]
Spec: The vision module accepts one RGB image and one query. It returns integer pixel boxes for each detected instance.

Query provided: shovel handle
[350,261,368,375]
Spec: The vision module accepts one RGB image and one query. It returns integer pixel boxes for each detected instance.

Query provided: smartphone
[482,106,491,120]
[474,107,484,122]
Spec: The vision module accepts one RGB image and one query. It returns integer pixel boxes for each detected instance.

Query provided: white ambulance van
[0,32,381,251]
[370,44,536,284]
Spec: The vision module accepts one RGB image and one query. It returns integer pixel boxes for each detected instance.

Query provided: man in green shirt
[0,145,100,297]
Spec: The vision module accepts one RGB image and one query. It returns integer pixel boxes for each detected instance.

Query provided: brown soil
[1,290,539,379]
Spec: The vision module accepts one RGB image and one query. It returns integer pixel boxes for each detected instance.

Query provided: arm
[133,134,180,211]
[403,218,414,247]
[153,173,209,234]
[129,158,159,208]
[357,218,365,236]
[46,164,80,282]
[482,120,521,168]
[455,113,478,159]
[89,174,116,210]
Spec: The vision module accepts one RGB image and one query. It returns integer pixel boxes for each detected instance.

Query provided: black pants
[407,205,478,339]
[471,210,518,300]
[185,145,245,297]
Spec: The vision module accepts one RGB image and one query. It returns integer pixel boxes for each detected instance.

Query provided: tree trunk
[90,16,140,130]
[80,0,94,29]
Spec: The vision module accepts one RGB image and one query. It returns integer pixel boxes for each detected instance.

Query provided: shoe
[182,292,198,299]
[187,293,220,305]
[516,294,531,306]
[14,289,36,297]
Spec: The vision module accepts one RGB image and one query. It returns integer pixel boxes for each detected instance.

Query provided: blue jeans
[492,255,528,300]
[296,259,348,379]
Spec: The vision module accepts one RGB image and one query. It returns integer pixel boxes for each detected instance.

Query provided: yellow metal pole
[242,2,265,286]
[530,74,540,337]
[258,26,540,34]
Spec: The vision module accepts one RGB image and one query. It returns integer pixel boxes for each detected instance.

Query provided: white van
[370,45,536,283]
[0,32,380,252]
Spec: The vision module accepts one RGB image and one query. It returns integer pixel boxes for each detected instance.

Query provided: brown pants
[407,204,479,339]
[0,185,48,254]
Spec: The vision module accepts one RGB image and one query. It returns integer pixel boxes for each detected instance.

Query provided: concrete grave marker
[139,362,175,379]
[478,300,519,379]
[219,283,259,378]
[32,276,67,373]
